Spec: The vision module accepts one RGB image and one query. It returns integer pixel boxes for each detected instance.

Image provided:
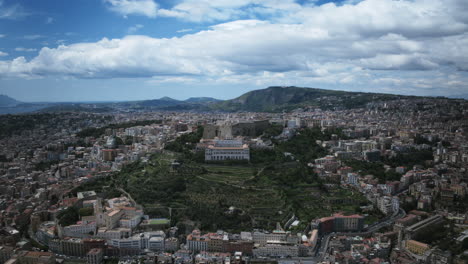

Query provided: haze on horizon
[0,0,467,102]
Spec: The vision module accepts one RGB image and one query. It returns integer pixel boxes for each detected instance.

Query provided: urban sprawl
[0,98,468,264]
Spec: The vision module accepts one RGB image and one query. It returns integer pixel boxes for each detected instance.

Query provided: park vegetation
[76,126,373,232]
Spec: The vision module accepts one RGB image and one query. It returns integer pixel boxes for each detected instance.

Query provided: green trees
[57,207,80,226]
[79,207,94,217]
[385,149,434,169]
[0,114,50,139]
[249,148,283,164]
[72,126,372,232]
[165,126,204,154]
[34,160,59,171]
[276,127,328,163]
[261,124,284,139]
[344,160,401,183]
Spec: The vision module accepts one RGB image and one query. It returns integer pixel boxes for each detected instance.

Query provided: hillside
[140,97,182,107]
[0,95,20,107]
[73,127,376,232]
[1,86,440,114]
[185,97,221,103]
[211,86,416,112]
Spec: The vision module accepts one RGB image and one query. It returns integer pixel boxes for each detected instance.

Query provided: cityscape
[0,87,467,264]
[1,1,468,264]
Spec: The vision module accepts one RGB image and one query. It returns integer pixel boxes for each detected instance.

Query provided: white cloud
[46,17,54,24]
[23,35,44,40]
[0,34,5,38]
[176,28,192,33]
[1,0,468,96]
[157,0,301,22]
[0,0,28,20]
[0,51,8,56]
[104,0,158,18]
[128,24,144,33]
[15,47,37,52]
[360,54,438,71]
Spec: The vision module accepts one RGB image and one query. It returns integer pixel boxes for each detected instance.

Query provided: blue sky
[0,0,467,102]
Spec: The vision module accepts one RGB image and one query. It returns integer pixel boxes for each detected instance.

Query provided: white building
[346,173,358,185]
[110,236,142,249]
[205,139,250,161]
[96,228,131,241]
[253,243,299,258]
[148,237,165,251]
[392,197,400,213]
[119,215,142,229]
[61,222,96,238]
[377,196,393,215]
[251,230,299,245]
[187,238,208,252]
[110,231,166,250]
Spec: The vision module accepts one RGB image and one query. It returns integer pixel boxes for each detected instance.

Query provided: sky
[0,0,467,102]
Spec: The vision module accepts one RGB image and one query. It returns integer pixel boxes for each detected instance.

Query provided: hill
[0,95,20,107]
[73,127,376,232]
[211,86,416,112]
[185,97,222,103]
[4,86,447,114]
[140,97,182,107]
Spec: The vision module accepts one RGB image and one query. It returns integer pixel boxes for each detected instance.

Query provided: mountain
[449,93,468,100]
[159,96,179,101]
[211,86,415,112]
[185,97,221,103]
[0,95,20,107]
[140,97,182,107]
[4,86,454,115]
[137,96,221,110]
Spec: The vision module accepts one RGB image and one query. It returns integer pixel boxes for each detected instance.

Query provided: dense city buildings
[0,94,467,264]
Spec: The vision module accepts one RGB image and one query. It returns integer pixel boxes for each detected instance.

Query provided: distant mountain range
[449,93,468,100]
[210,86,420,112]
[140,96,221,108]
[0,87,465,114]
[110,86,430,112]
[185,97,222,103]
[0,95,20,107]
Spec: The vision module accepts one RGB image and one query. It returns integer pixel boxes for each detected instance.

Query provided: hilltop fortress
[203,120,270,139]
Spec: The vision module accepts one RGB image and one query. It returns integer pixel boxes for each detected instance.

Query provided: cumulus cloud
[157,0,301,22]
[0,51,8,56]
[104,0,158,18]
[1,0,468,95]
[285,0,467,38]
[360,54,439,71]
